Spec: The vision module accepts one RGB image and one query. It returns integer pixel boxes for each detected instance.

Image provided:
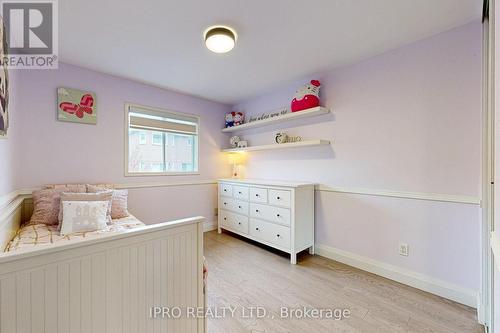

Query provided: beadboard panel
[0,218,205,333]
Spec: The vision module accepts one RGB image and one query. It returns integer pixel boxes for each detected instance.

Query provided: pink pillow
[110,189,129,219]
[85,184,115,191]
[43,184,87,192]
[87,185,130,219]
[30,189,70,225]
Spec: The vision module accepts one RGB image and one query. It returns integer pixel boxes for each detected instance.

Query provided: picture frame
[57,87,97,124]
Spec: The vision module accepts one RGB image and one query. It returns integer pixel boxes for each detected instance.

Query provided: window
[152,133,162,145]
[139,132,147,145]
[151,162,164,172]
[126,103,199,175]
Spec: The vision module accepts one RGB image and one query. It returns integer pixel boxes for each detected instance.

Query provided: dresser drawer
[250,218,290,250]
[250,187,268,203]
[219,210,248,234]
[219,197,249,215]
[233,186,249,201]
[250,203,291,226]
[268,189,291,207]
[219,209,232,228]
[219,183,233,197]
[232,199,249,215]
[231,212,249,234]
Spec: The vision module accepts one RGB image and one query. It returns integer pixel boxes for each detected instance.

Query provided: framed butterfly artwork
[57,87,97,124]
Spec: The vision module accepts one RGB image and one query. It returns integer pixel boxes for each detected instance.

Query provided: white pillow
[60,201,109,236]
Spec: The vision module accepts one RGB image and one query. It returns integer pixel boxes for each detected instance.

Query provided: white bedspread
[4,215,145,252]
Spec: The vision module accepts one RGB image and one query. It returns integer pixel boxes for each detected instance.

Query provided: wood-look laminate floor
[204,231,483,333]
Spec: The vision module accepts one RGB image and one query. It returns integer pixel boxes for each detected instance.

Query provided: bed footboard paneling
[0,217,205,333]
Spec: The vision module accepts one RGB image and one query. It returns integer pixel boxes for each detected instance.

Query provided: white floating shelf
[222,106,330,133]
[222,139,331,153]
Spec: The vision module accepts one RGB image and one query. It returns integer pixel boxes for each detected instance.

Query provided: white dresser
[218,179,315,264]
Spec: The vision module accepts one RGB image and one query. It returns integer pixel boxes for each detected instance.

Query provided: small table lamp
[227,152,246,178]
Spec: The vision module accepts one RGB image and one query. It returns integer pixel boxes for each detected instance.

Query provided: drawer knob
[255,227,259,231]
[277,214,281,217]
[224,202,227,205]
[255,209,259,213]
[224,189,227,192]
[277,196,281,200]
[255,194,259,197]
[223,217,227,220]
[238,222,242,225]
[238,191,242,194]
[277,234,280,238]
[238,205,242,208]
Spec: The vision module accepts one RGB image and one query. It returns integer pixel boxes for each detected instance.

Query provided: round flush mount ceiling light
[204,26,237,53]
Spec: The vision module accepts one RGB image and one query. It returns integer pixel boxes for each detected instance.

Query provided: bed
[0,189,206,333]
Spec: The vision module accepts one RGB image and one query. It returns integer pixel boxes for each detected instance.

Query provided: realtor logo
[0,0,58,68]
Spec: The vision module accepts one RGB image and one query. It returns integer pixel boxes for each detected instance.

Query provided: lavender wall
[14,63,231,224]
[0,70,21,196]
[1,19,482,302]
[234,22,482,291]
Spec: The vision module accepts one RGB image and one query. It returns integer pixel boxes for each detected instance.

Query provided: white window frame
[124,103,200,176]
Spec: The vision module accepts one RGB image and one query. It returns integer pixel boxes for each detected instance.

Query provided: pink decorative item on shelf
[291,80,321,112]
[233,111,244,126]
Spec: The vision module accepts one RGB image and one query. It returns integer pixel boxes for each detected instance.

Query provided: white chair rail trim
[114,180,217,189]
[316,185,481,205]
[0,181,219,207]
[0,189,22,211]
[0,182,480,211]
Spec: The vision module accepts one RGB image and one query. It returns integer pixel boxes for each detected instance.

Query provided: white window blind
[126,104,199,175]
[128,105,199,135]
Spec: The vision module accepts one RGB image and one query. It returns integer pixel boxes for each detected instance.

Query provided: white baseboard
[315,243,478,308]
[476,294,486,325]
[203,221,218,232]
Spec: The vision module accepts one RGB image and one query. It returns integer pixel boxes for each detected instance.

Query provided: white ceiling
[59,0,481,105]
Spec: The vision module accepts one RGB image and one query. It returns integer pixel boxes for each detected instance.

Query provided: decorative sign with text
[248,107,289,123]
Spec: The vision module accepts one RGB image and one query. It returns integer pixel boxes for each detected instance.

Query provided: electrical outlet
[399,243,409,256]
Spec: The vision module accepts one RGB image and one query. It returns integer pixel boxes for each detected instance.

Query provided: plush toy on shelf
[225,111,245,127]
[233,112,244,126]
[225,112,234,128]
[291,80,321,112]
